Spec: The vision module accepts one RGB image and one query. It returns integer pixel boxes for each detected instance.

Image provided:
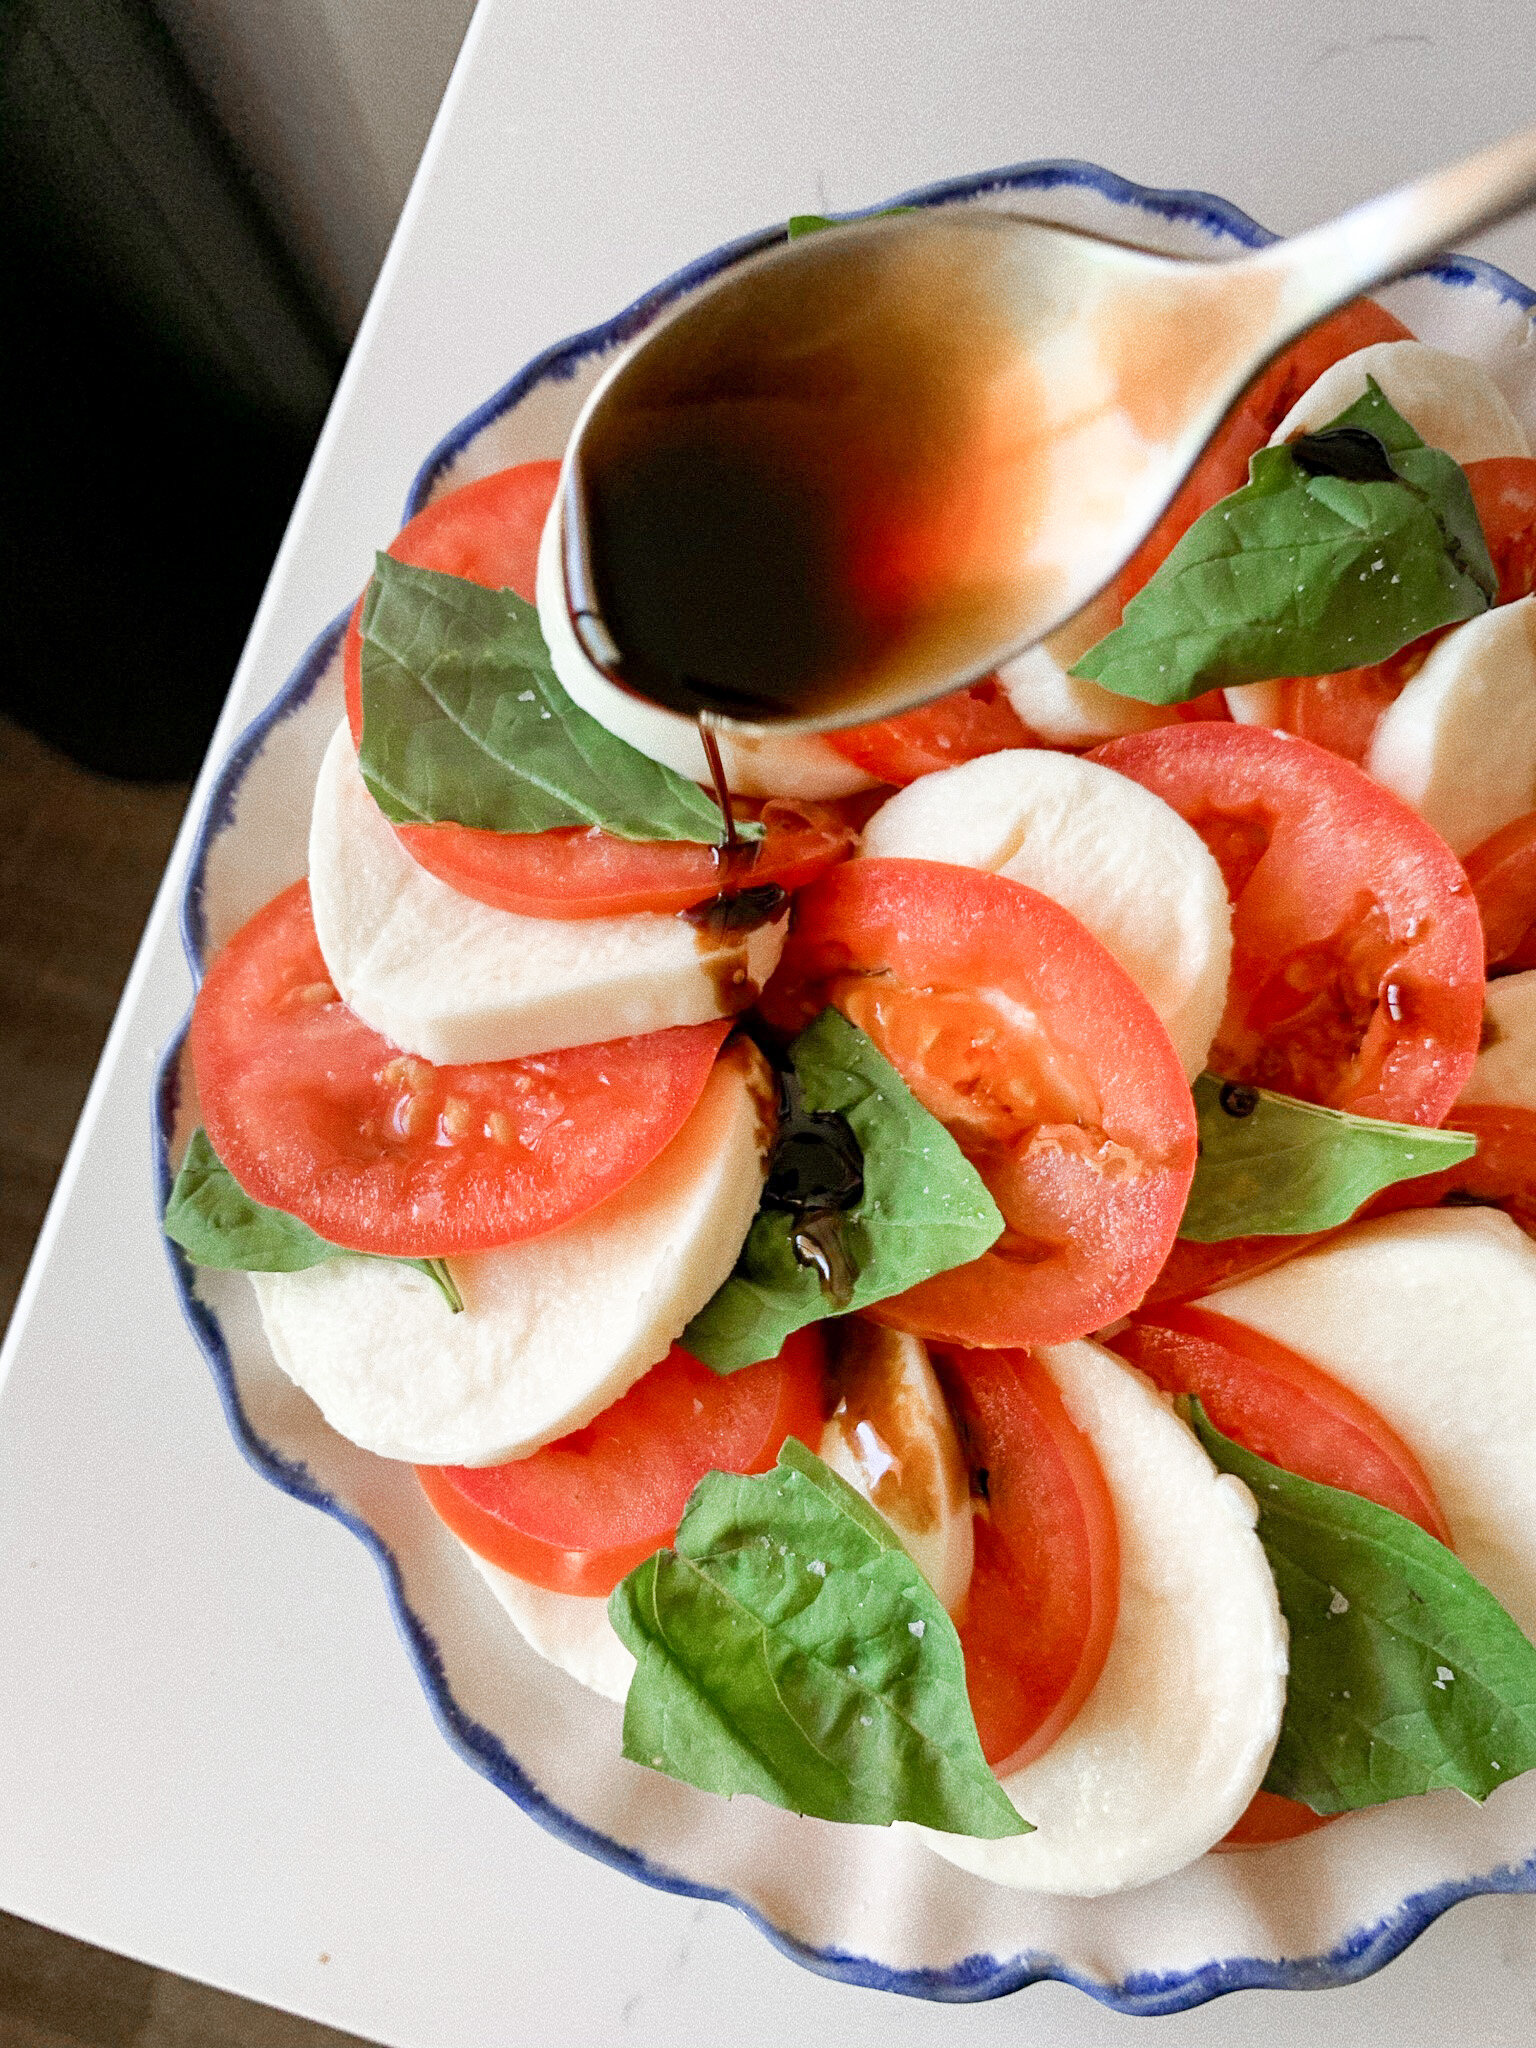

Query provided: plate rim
[153,154,1536,2014]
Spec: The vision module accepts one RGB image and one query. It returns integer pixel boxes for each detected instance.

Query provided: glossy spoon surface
[557,125,1536,735]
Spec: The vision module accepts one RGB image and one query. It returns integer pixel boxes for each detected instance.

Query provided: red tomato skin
[1465,810,1536,972]
[189,880,730,1257]
[392,796,855,921]
[937,1347,1119,1771]
[761,858,1197,1347]
[1141,1230,1334,1307]
[1111,1305,1450,1540]
[1092,724,1485,1125]
[1467,457,1536,606]
[416,1332,827,1596]
[1365,1102,1536,1241]
[826,676,1040,785]
[343,462,857,918]
[1216,1790,1332,1850]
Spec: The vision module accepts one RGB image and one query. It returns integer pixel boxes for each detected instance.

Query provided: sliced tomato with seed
[1467,457,1536,605]
[759,858,1198,1347]
[344,460,853,917]
[1465,810,1536,971]
[826,676,1040,785]
[1092,725,1484,1124]
[937,1347,1119,1771]
[417,1332,827,1596]
[189,880,730,1257]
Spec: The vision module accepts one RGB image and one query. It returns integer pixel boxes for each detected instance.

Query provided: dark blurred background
[0,0,469,2036]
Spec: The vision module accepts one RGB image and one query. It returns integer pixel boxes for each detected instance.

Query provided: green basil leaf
[1072,381,1495,705]
[1190,1404,1536,1813]
[786,206,919,239]
[359,555,740,844]
[164,1128,463,1312]
[609,1437,1029,1837]
[682,1009,1003,1373]
[1180,1073,1478,1241]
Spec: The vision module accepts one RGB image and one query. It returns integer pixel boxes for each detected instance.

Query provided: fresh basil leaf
[359,555,739,844]
[786,206,919,239]
[1191,1405,1536,1813]
[1180,1073,1478,1241]
[682,1009,1003,1373]
[164,1128,463,1312]
[609,1437,1029,1837]
[1072,380,1495,705]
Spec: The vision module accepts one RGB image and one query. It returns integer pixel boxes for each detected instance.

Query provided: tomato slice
[189,881,730,1256]
[343,461,854,917]
[1114,300,1412,609]
[826,676,1039,785]
[938,1347,1118,1770]
[1114,1289,1451,1853]
[1366,1102,1536,1239]
[1141,1230,1332,1307]
[416,1332,827,1596]
[1465,810,1536,971]
[393,796,855,920]
[1092,725,1484,1124]
[1467,457,1536,605]
[760,858,1198,1346]
[1111,1304,1449,1539]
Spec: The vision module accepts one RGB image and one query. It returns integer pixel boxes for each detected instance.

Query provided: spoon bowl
[558,126,1536,735]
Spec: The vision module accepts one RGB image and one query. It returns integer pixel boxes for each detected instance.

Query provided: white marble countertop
[6,2,1536,2041]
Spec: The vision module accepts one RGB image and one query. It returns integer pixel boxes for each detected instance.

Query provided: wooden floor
[0,715,372,2046]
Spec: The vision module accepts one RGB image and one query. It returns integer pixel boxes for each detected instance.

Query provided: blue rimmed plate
[154,159,1536,2014]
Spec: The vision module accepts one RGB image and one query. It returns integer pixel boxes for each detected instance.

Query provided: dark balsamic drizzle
[683,883,788,940]
[1290,426,1399,484]
[756,1065,866,1307]
[1218,1081,1260,1119]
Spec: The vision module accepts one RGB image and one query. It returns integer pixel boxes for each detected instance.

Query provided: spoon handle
[1251,124,1536,338]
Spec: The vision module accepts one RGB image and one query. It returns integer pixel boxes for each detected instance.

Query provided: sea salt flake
[908,1619,926,1639]
[1434,1665,1455,1688]
[807,1558,828,1578]
[1329,1587,1349,1615]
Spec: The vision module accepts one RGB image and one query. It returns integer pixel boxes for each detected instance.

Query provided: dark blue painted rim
[154,157,1536,2012]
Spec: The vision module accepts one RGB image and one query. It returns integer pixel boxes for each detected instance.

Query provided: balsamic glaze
[763,1069,865,1308]
[1290,427,1398,483]
[567,216,1034,729]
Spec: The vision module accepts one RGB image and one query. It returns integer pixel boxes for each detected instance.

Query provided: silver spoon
[557,126,1536,737]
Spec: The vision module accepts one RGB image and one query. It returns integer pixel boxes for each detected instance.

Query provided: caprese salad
[165,270,1536,1899]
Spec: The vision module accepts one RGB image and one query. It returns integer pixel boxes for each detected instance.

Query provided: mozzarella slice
[463,1550,635,1704]
[1461,970,1536,1112]
[1200,1208,1536,1637]
[920,1339,1286,1896]
[309,720,786,1064]
[1268,341,1531,465]
[998,593,1173,746]
[1224,679,1284,727]
[535,496,878,800]
[819,1323,973,1614]
[858,750,1231,1078]
[1364,598,1536,855]
[250,1039,771,1465]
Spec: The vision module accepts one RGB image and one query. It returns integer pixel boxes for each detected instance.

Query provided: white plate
[154,159,1536,2014]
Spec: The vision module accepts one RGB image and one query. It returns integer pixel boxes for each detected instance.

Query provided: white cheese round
[309,720,786,1064]
[857,749,1231,1079]
[919,1339,1286,1896]
[818,1324,974,1615]
[1268,341,1530,465]
[1364,598,1536,856]
[535,494,879,800]
[251,1039,771,1466]
[463,1550,635,1704]
[1199,1208,1536,1638]
[1461,970,1536,1113]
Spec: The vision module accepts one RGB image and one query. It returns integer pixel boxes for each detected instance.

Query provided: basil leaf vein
[359,555,737,843]
[1181,1073,1477,1240]
[164,1128,462,1312]
[1072,381,1495,705]
[682,1009,1003,1373]
[1191,1405,1536,1812]
[609,1437,1028,1837]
